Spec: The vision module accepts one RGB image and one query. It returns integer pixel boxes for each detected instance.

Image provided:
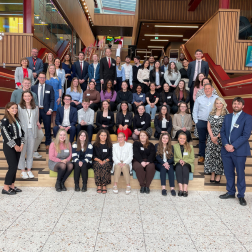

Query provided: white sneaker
[126,186,131,195]
[20,171,28,179]
[113,185,118,194]
[27,171,35,179]
[33,152,42,158]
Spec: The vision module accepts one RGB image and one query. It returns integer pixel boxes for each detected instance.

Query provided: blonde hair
[54,129,70,153]
[178,132,192,153]
[45,53,55,63]
[210,97,227,116]
[46,64,58,80]
[116,56,122,70]
[70,77,82,93]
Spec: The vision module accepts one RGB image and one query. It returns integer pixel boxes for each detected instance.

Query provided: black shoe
[210,180,215,183]
[12,187,22,193]
[2,188,16,195]
[61,182,67,191]
[219,192,235,199]
[55,181,62,192]
[171,190,176,196]
[183,191,188,197]
[145,187,150,194]
[140,187,145,193]
[178,191,183,197]
[162,189,167,196]
[75,184,80,192]
[239,197,247,206]
[82,184,87,192]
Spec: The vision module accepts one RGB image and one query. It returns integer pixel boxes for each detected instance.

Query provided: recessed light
[147,46,164,48]
[142,39,145,41]
[183,39,189,41]
[147,25,149,27]
[150,39,169,42]
[155,25,198,28]
[137,51,151,53]
[144,34,183,37]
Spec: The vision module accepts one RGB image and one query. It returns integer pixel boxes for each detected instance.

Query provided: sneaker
[33,152,42,158]
[113,185,118,194]
[126,186,131,195]
[20,171,28,179]
[27,171,35,179]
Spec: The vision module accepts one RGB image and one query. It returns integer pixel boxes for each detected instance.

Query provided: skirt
[93,161,112,186]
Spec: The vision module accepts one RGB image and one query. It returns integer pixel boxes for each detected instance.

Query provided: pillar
[219,0,230,9]
[23,0,34,33]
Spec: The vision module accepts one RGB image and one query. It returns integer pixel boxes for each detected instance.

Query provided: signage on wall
[106,36,123,44]
[245,46,252,67]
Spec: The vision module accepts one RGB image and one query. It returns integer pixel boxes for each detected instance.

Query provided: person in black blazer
[187,49,209,113]
[161,56,169,73]
[31,72,54,149]
[159,83,174,112]
[150,61,165,93]
[73,52,89,92]
[1,102,24,195]
[95,100,115,134]
[100,48,117,87]
[53,95,77,144]
[154,105,172,139]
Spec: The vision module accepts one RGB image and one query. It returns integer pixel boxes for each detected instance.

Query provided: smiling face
[215,99,224,111]
[170,62,175,69]
[31,48,38,57]
[195,51,203,60]
[99,132,107,142]
[48,53,53,62]
[161,106,167,115]
[163,57,169,65]
[7,104,18,117]
[155,61,160,69]
[48,65,56,75]
[54,59,60,68]
[117,133,125,144]
[182,59,189,67]
[140,132,148,143]
[21,59,28,68]
[79,132,87,142]
[162,134,169,145]
[89,82,95,90]
[102,101,109,110]
[72,79,79,88]
[122,82,128,91]
[144,60,149,68]
[198,73,205,82]
[65,54,70,61]
[22,79,31,91]
[107,81,112,89]
[79,53,84,61]
[23,92,32,104]
[150,83,156,91]
[204,84,213,96]
[178,81,184,90]
[232,100,244,113]
[106,49,111,57]
[116,57,121,64]
[163,83,169,92]
[136,85,142,93]
[137,105,145,115]
[63,96,71,106]
[178,134,186,145]
[179,103,187,113]
[121,103,128,112]
[59,130,67,142]
[38,73,46,84]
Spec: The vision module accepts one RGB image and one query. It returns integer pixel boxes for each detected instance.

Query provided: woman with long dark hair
[164,62,181,92]
[145,82,159,121]
[159,83,174,113]
[62,53,74,89]
[1,102,24,195]
[150,61,165,92]
[116,81,133,111]
[137,59,150,93]
[100,79,117,111]
[193,73,205,101]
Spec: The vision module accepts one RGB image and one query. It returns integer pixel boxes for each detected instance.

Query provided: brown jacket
[172,113,192,138]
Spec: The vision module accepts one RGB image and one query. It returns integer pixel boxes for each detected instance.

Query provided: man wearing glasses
[31,72,55,150]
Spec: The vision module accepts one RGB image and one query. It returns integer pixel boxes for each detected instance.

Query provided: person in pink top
[100,79,117,111]
[193,73,205,101]
[48,129,73,192]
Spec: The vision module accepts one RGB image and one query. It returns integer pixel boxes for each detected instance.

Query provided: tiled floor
[0,188,252,252]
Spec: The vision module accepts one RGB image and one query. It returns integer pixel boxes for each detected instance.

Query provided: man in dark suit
[31,72,54,149]
[53,94,77,144]
[187,49,209,113]
[220,97,252,206]
[88,54,101,92]
[27,48,44,81]
[73,52,89,92]
[100,48,117,87]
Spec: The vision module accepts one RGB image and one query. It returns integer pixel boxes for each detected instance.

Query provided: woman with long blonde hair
[116,56,125,92]
[48,129,73,192]
[43,53,55,73]
[66,77,83,110]
[205,97,228,183]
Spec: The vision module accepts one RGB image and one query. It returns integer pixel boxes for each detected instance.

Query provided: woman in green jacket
[173,132,194,197]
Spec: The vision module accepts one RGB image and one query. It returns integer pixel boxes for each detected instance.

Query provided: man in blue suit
[88,54,101,92]
[53,94,77,144]
[220,97,252,206]
[31,72,54,149]
[73,52,89,92]
[27,48,44,81]
[187,49,209,113]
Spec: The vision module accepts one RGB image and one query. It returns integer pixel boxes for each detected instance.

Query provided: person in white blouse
[164,62,181,92]
[137,59,150,93]
[122,55,133,88]
[112,132,133,194]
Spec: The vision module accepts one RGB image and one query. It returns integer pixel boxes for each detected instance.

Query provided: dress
[46,77,62,111]
[48,149,70,171]
[204,115,225,175]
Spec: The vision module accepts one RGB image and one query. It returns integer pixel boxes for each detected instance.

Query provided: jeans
[145,104,157,120]
[155,163,175,187]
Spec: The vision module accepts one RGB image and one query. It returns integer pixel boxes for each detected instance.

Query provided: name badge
[103,149,107,152]
[64,149,69,153]
[166,151,168,154]
[53,77,57,79]
[87,93,90,96]
[141,121,145,125]
[125,119,129,122]
[183,152,188,156]
[139,95,143,97]
[161,72,164,74]
[214,115,219,119]
[45,90,50,93]
[107,116,111,119]
[167,96,171,99]
[112,63,115,66]
[140,147,144,151]
[207,102,211,106]
[234,124,239,128]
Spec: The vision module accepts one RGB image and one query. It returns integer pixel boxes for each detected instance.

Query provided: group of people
[0,47,251,206]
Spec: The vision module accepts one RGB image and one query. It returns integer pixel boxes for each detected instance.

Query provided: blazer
[73,61,89,82]
[0,117,25,148]
[18,105,39,139]
[15,67,35,87]
[133,112,151,131]
[56,68,66,89]
[31,84,55,113]
[55,106,77,127]
[155,144,174,165]
[149,70,166,87]
[172,113,192,138]
[112,142,133,172]
[187,60,209,88]
[220,111,252,157]
[116,111,133,129]
[133,141,156,163]
[100,57,117,82]
[96,111,115,129]
[173,143,194,172]
[154,115,172,135]
[173,90,190,106]
[159,91,174,107]
[27,56,43,75]
[161,65,168,73]
[72,142,93,164]
[88,63,100,84]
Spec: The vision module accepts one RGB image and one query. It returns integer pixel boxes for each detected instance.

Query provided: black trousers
[89,103,99,112]
[3,138,21,185]
[74,162,91,184]
[175,163,191,185]
[189,82,194,114]
[70,102,83,111]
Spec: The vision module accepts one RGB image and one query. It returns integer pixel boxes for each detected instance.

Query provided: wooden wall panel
[86,0,95,22]
[132,0,139,45]
[230,0,252,20]
[94,14,134,27]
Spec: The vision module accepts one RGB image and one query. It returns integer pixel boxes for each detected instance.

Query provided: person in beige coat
[172,102,192,142]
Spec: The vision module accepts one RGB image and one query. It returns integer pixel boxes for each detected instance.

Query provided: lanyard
[26,109,32,124]
[32,58,37,66]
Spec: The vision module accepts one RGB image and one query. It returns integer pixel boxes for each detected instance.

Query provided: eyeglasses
[38,77,46,79]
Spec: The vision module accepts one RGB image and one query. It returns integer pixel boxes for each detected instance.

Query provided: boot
[55,181,61,192]
[61,182,67,191]
[82,184,87,192]
[75,183,80,192]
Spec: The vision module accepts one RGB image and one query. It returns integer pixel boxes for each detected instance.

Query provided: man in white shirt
[122,55,133,89]
[53,94,77,143]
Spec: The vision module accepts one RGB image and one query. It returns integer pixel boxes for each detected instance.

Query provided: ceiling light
[144,34,183,37]
[144,56,158,58]
[148,46,164,48]
[85,6,87,9]
[150,39,169,42]
[155,25,198,28]
[137,51,151,53]
[183,39,189,41]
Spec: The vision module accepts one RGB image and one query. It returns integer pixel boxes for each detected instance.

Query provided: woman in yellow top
[173,132,194,197]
